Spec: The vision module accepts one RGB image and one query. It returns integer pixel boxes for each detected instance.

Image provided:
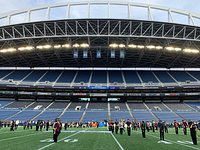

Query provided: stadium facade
[0,1,200,101]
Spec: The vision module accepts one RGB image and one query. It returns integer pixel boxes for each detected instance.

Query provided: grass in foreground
[0,127,199,150]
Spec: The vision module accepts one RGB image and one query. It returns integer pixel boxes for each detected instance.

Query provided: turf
[0,127,199,150]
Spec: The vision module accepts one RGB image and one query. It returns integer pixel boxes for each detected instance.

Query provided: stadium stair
[79,102,89,122]
[52,71,64,87]
[70,71,78,87]
[18,71,34,85]
[143,103,159,120]
[186,71,199,82]
[162,103,184,120]
[166,72,180,86]
[184,102,198,112]
[30,101,54,121]
[125,102,135,120]
[108,101,111,120]
[1,101,14,109]
[136,71,144,86]
[152,71,164,87]
[5,101,35,120]
[58,102,72,118]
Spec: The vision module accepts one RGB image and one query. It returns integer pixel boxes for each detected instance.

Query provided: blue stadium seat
[91,70,107,83]
[153,71,175,83]
[138,71,159,83]
[109,70,124,83]
[123,71,141,84]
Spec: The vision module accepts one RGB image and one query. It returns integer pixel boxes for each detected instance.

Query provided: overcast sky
[0,0,199,15]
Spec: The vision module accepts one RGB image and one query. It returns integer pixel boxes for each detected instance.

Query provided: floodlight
[155,46,163,50]
[137,45,145,49]
[174,47,182,51]
[119,44,125,48]
[128,44,137,48]
[80,43,89,48]
[18,46,34,51]
[146,45,156,49]
[73,43,80,48]
[165,47,174,51]
[36,45,43,49]
[7,48,16,52]
[54,45,62,49]
[62,44,71,48]
[43,45,52,49]
[109,43,118,48]
[183,48,199,53]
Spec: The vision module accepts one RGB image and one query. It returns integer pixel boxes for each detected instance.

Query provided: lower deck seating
[84,111,108,122]
[0,100,200,123]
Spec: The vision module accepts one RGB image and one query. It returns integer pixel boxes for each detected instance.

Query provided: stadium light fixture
[36,45,52,49]
[0,48,17,53]
[36,45,43,49]
[165,47,174,51]
[155,46,163,50]
[109,43,118,48]
[54,45,62,49]
[146,45,156,49]
[73,43,80,48]
[137,45,145,49]
[128,44,137,48]
[62,44,71,48]
[183,48,199,54]
[43,45,52,49]
[80,43,89,48]
[119,44,126,48]
[174,47,182,51]
[18,46,34,51]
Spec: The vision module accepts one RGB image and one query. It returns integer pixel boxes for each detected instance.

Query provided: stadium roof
[1,1,200,26]
[0,1,200,68]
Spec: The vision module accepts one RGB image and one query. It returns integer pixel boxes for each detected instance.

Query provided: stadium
[0,0,200,149]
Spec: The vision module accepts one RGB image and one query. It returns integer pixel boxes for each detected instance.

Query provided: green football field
[0,127,199,150]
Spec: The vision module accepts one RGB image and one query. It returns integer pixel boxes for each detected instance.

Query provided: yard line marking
[0,130,33,135]
[110,133,124,150]
[38,131,81,150]
[0,132,44,142]
[146,132,200,150]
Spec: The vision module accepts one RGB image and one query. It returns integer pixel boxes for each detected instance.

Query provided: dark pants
[191,133,197,145]
[115,126,119,134]
[183,128,187,135]
[127,127,131,136]
[120,128,123,135]
[160,131,164,140]
[175,128,178,134]
[142,130,146,138]
[152,126,155,132]
[53,133,59,143]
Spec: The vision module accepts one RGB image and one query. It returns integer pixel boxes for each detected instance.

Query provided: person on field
[126,119,131,136]
[182,120,187,135]
[189,121,198,145]
[158,120,165,141]
[141,121,146,138]
[174,120,179,135]
[53,118,62,143]
[119,119,124,135]
[115,119,119,134]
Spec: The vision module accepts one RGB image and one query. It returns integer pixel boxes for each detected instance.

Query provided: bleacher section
[146,103,169,111]
[0,100,200,122]
[5,101,32,109]
[165,103,193,112]
[9,110,40,121]
[128,103,147,111]
[153,112,182,122]
[0,70,199,87]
